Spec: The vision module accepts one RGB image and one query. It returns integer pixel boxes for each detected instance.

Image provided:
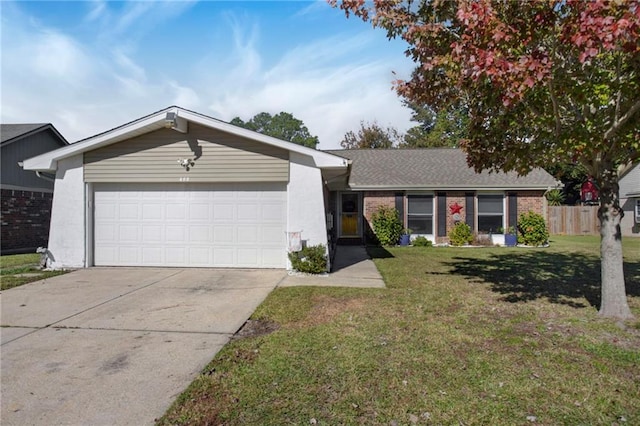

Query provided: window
[636,199,640,223]
[477,194,504,233]
[407,195,433,234]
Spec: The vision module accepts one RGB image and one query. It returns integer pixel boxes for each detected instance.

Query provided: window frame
[406,193,434,235]
[635,199,640,223]
[476,193,505,233]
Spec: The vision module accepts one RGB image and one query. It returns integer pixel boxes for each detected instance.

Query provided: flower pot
[399,234,411,246]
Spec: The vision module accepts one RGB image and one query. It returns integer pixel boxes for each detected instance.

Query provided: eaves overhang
[22,106,348,172]
[346,184,557,191]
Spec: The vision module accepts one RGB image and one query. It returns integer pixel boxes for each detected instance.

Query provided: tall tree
[335,0,640,319]
[402,102,469,148]
[230,112,319,149]
[341,120,403,149]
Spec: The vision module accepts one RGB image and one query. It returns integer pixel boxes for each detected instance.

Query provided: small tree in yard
[334,0,639,320]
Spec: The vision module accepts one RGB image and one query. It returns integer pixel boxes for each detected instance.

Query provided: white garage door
[93,183,286,268]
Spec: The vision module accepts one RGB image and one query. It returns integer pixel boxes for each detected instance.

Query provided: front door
[340,193,360,237]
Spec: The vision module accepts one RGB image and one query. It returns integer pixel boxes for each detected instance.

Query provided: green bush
[371,206,403,246]
[288,244,327,274]
[412,236,432,247]
[545,188,565,206]
[517,211,549,246]
[449,222,473,246]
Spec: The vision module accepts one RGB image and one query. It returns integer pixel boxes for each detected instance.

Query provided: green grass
[158,236,640,426]
[0,253,68,290]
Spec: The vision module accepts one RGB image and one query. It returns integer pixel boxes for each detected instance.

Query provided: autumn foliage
[334,0,639,319]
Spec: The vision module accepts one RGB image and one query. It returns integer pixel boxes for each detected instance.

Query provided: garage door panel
[118,225,139,242]
[166,204,186,220]
[262,203,285,221]
[142,225,162,242]
[166,225,186,243]
[189,225,211,242]
[118,204,138,219]
[213,248,234,266]
[213,226,233,243]
[142,247,163,263]
[94,183,286,267]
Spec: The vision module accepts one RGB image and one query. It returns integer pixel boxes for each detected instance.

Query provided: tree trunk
[597,168,633,320]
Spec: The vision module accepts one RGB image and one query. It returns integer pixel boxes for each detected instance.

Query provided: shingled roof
[1,123,68,146]
[325,148,557,190]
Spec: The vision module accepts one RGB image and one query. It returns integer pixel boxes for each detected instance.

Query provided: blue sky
[1,1,416,149]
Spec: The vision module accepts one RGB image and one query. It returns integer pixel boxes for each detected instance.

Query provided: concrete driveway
[1,267,285,426]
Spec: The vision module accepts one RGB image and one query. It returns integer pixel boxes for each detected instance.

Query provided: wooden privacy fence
[547,206,600,235]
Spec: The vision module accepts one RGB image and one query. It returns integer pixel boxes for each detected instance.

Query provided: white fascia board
[178,109,348,169]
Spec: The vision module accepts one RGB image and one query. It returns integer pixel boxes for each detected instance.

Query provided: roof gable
[327,148,557,190]
[22,106,347,172]
[1,123,69,147]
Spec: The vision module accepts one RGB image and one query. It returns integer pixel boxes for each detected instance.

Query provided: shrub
[412,236,432,247]
[371,206,403,246]
[288,244,327,274]
[545,188,566,206]
[517,211,549,246]
[449,222,473,246]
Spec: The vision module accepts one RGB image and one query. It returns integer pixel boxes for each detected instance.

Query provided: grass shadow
[445,250,640,309]
[366,245,395,259]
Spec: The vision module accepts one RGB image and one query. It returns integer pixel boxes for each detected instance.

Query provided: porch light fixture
[178,158,195,171]
[164,112,188,133]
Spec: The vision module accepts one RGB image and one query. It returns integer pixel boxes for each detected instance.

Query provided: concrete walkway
[279,245,386,288]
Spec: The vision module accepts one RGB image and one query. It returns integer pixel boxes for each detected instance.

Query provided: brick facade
[517,190,546,218]
[359,189,548,244]
[363,191,395,221]
[1,189,53,254]
[444,191,466,236]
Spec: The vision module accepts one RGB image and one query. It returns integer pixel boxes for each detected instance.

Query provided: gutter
[35,171,56,182]
[347,184,558,191]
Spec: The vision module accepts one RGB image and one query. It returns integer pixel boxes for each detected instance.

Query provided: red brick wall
[363,191,395,221]
[517,191,546,218]
[444,191,466,235]
[1,189,53,254]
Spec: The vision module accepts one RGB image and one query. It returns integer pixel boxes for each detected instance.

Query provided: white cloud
[1,2,414,149]
[85,0,107,22]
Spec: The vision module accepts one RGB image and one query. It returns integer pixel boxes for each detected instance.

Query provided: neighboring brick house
[1,123,69,254]
[326,148,557,245]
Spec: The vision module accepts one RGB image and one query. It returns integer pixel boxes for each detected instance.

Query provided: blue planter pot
[399,234,411,246]
[505,234,517,247]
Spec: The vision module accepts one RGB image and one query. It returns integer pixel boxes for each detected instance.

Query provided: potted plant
[504,226,517,247]
[399,228,412,246]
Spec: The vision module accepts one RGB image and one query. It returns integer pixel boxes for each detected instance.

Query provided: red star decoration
[449,202,463,215]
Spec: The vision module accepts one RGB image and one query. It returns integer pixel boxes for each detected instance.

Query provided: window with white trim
[477,194,504,233]
[635,199,640,223]
[407,195,433,234]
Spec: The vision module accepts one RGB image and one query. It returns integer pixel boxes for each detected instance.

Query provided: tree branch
[547,80,561,138]
[614,54,622,123]
[604,98,640,141]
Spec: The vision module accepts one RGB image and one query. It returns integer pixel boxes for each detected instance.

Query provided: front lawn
[159,236,640,425]
[1,253,68,290]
